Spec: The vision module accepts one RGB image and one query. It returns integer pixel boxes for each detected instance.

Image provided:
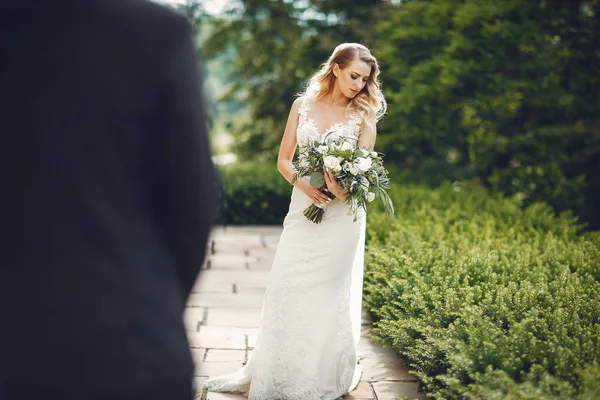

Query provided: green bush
[216,162,291,225]
[364,182,600,399]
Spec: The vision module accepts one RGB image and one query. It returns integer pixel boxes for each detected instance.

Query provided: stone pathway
[186,226,428,400]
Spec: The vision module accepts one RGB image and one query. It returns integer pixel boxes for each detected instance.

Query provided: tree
[195,0,387,161]
[377,0,600,228]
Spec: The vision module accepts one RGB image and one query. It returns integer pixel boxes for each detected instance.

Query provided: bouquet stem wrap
[303,188,335,223]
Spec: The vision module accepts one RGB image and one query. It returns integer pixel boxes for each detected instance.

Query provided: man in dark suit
[0,0,217,398]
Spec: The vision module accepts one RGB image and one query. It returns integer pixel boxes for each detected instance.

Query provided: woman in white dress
[204,43,387,400]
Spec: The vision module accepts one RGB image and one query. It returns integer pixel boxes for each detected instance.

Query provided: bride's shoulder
[292,97,304,108]
[292,95,313,116]
[287,96,308,120]
[364,117,377,131]
[359,116,377,136]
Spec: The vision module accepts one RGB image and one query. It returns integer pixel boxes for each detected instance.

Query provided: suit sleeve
[159,15,218,297]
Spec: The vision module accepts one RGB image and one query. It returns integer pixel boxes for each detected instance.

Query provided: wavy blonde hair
[303,43,387,123]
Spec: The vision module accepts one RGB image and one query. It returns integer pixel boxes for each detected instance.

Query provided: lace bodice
[296,95,362,147]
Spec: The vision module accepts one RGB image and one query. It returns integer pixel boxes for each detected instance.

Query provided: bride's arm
[357,119,377,150]
[278,99,331,205]
[277,98,302,185]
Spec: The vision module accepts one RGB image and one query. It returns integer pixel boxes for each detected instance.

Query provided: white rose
[317,145,329,154]
[349,165,359,175]
[341,141,354,151]
[370,151,378,158]
[323,155,342,171]
[355,157,373,172]
[367,192,376,202]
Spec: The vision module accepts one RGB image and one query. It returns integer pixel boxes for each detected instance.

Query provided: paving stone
[344,381,374,399]
[372,381,429,400]
[194,376,207,388]
[205,308,262,328]
[209,242,256,256]
[192,270,270,289]
[200,259,211,270]
[358,336,400,359]
[237,280,270,291]
[361,324,376,336]
[190,348,207,364]
[246,248,276,266]
[191,279,233,294]
[208,253,257,270]
[187,292,265,308]
[247,330,258,349]
[246,247,277,258]
[195,360,244,377]
[224,225,283,236]
[212,234,263,250]
[193,377,207,399]
[188,327,248,350]
[204,349,247,362]
[247,262,274,271]
[361,309,373,325]
[184,307,205,332]
[209,226,228,236]
[262,235,281,249]
[360,356,417,382]
[233,286,267,296]
[247,255,275,270]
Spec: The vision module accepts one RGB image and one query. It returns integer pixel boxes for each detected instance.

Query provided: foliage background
[179,0,599,229]
[170,1,600,398]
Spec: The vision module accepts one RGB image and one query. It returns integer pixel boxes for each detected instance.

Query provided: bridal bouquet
[292,134,394,223]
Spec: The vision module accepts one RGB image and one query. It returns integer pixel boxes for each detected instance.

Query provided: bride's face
[334,58,372,99]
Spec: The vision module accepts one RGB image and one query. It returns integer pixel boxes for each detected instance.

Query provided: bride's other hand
[324,171,348,201]
[296,177,332,206]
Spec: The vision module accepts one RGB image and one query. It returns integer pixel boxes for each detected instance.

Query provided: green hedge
[363,182,600,399]
[216,162,291,225]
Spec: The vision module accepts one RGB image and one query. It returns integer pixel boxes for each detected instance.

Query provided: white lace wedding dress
[204,95,366,400]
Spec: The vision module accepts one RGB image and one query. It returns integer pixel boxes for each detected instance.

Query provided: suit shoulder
[91,0,191,36]
[83,0,195,64]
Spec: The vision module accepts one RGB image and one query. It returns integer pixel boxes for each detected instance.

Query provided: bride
[204,42,387,400]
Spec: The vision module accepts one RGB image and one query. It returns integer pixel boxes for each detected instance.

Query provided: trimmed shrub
[364,182,600,399]
[216,162,291,225]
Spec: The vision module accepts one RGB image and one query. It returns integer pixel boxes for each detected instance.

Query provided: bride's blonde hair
[303,43,387,123]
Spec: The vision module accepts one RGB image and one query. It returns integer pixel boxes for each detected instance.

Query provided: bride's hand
[296,177,332,206]
[324,171,349,201]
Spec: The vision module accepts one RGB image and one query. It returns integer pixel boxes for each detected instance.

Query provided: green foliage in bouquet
[363,182,600,399]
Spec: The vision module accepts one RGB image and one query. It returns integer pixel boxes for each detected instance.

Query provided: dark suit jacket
[0,0,217,394]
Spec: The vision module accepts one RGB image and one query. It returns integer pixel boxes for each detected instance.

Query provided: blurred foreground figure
[0,0,217,398]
